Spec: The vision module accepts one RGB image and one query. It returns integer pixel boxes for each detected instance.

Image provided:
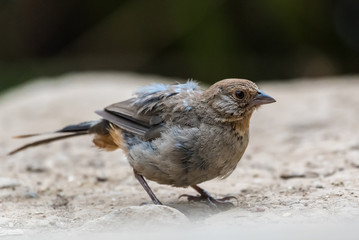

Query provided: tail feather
[13,133,52,139]
[12,121,103,139]
[9,120,109,155]
[55,121,101,133]
[8,132,88,156]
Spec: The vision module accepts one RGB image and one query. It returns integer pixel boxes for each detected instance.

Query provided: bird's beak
[250,90,276,107]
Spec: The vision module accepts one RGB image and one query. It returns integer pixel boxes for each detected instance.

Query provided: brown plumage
[9,78,275,208]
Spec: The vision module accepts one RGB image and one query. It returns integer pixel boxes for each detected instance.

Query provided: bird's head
[203,78,276,122]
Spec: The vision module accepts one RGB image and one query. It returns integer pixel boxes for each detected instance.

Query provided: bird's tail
[8,120,110,155]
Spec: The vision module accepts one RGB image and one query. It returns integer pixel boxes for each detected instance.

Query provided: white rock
[0,178,20,189]
[282,212,292,217]
[81,205,189,231]
[0,227,24,237]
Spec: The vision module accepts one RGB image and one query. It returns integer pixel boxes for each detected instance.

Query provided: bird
[9,78,275,208]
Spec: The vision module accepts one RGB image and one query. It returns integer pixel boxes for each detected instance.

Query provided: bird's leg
[133,170,162,205]
[179,185,237,209]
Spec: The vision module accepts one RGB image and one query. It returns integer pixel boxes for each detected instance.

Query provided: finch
[9,78,275,207]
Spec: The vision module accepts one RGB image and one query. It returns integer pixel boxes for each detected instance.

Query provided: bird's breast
[183,123,249,184]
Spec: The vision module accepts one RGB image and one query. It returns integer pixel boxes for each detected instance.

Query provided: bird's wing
[105,98,154,127]
[95,109,149,137]
[96,81,200,140]
[133,80,200,114]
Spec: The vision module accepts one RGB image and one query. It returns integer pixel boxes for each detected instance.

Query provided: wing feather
[95,110,148,136]
[105,99,153,127]
[96,81,199,139]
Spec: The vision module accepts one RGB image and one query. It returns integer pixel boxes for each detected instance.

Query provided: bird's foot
[179,193,237,210]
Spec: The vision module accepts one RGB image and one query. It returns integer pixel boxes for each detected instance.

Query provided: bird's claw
[178,194,202,202]
[179,194,237,210]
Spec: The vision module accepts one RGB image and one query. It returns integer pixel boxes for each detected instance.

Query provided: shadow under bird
[9,78,275,208]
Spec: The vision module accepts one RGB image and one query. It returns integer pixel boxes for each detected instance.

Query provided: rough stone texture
[0,178,20,189]
[81,205,188,232]
[0,73,359,238]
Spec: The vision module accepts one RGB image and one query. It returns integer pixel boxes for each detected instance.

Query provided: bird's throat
[233,111,253,135]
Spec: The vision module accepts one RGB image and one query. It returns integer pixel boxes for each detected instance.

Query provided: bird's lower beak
[250,90,276,107]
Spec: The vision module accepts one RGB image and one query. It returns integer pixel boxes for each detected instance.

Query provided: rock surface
[0,73,359,238]
[81,205,188,232]
[0,178,20,189]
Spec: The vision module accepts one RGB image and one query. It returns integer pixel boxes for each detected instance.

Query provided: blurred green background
[0,0,358,92]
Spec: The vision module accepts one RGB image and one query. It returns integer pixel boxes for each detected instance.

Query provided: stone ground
[0,73,359,239]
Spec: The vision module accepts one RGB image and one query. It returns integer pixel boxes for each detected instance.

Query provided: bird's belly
[126,127,249,187]
[188,140,248,184]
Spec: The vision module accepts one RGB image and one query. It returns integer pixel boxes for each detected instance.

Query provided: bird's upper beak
[250,90,276,107]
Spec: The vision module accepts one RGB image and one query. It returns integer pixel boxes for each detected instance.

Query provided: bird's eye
[235,90,245,99]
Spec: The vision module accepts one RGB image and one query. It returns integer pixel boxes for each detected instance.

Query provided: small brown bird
[9,78,275,207]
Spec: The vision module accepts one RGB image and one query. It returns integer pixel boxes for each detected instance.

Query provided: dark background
[0,0,358,92]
